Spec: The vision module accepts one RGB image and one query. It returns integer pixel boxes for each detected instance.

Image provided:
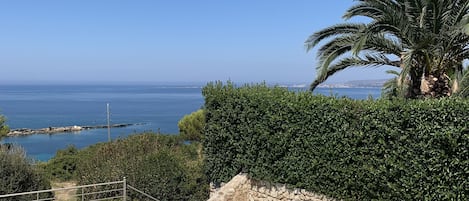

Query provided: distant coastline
[317,79,386,88]
[279,79,386,89]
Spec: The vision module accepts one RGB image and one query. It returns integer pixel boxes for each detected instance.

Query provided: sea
[0,84,381,161]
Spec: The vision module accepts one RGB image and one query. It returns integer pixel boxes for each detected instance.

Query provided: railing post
[123,177,127,201]
[37,192,39,200]
[81,187,84,201]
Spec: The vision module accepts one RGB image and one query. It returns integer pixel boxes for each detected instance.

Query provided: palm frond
[398,49,415,92]
[305,23,365,51]
[311,53,400,91]
[463,14,469,34]
[382,70,407,99]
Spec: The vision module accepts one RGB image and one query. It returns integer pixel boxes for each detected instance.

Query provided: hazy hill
[318,79,387,88]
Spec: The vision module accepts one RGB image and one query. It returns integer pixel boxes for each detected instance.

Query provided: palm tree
[306,0,469,98]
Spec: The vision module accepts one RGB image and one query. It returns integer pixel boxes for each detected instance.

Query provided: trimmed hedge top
[203,82,469,201]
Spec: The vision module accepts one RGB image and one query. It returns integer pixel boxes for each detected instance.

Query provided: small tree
[178,109,205,141]
[0,115,9,139]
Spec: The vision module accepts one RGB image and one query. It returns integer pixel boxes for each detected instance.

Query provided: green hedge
[202,82,469,200]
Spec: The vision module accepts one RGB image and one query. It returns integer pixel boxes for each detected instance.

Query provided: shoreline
[7,123,142,136]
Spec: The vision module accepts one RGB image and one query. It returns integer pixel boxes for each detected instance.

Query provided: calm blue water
[0,84,381,161]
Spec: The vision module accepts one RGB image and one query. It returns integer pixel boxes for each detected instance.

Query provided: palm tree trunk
[421,74,451,98]
[408,68,423,98]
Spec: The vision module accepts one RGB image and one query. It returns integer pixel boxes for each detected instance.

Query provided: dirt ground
[51,181,77,201]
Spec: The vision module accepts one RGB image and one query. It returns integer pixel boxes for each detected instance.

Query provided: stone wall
[208,174,337,201]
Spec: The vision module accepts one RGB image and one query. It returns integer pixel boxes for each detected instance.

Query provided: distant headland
[317,79,386,88]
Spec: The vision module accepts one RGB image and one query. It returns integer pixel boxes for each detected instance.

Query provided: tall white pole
[107,103,111,142]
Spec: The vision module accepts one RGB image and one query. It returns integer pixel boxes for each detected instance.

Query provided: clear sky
[0,0,393,84]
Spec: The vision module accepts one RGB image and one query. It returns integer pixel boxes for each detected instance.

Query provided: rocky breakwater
[7,123,139,136]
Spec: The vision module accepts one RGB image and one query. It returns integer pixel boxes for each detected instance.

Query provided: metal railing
[0,177,159,201]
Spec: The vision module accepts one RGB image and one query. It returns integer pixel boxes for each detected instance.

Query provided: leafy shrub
[42,145,80,181]
[0,145,51,200]
[73,133,208,201]
[203,82,469,200]
[133,147,206,201]
[178,109,205,141]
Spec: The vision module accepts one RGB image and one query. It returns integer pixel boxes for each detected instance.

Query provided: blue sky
[0,0,393,84]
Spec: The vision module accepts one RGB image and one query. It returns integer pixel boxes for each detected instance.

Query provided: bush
[178,109,205,141]
[203,82,469,200]
[42,145,80,181]
[0,145,51,200]
[133,147,207,201]
[73,133,208,201]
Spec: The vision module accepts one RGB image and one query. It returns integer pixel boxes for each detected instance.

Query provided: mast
[107,103,111,142]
